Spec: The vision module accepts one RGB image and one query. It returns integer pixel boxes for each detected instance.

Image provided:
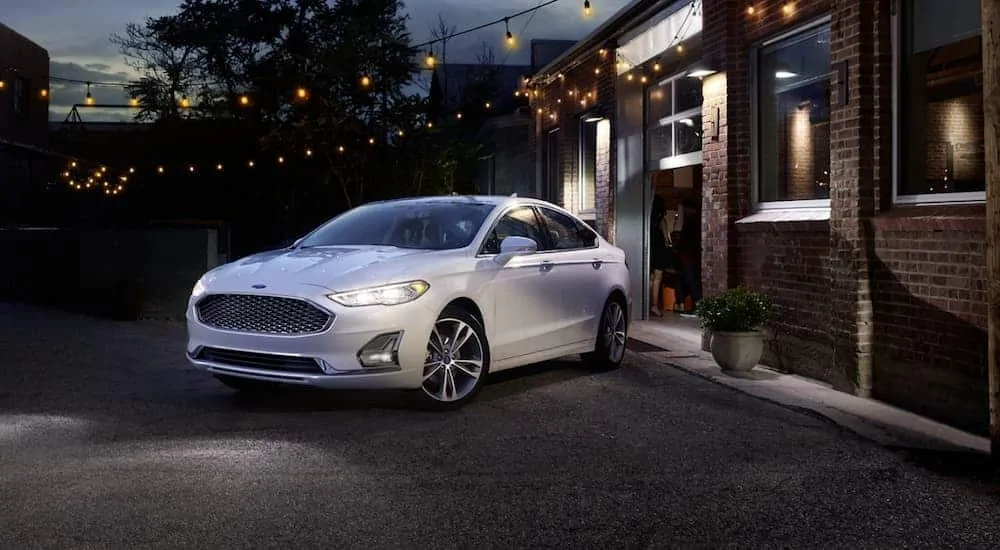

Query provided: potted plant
[694,286,772,372]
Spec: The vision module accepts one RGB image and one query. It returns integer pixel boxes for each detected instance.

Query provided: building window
[544,128,560,203]
[579,116,599,214]
[897,0,983,200]
[12,76,28,118]
[756,21,831,204]
[646,71,703,170]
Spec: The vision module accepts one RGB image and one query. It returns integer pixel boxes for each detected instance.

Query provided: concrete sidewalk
[630,320,991,455]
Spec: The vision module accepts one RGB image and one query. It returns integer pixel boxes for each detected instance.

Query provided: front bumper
[185,289,434,390]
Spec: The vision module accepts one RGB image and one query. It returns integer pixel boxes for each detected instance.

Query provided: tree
[113,0,427,208]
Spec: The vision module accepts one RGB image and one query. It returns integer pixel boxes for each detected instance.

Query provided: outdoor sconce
[706,105,721,141]
[687,56,720,78]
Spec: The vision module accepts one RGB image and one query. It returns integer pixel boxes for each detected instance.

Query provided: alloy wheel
[602,301,627,363]
[422,317,485,402]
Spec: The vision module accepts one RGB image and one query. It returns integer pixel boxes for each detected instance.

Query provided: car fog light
[358,332,402,368]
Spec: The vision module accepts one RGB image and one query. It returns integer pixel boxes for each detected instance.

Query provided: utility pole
[983,0,1000,462]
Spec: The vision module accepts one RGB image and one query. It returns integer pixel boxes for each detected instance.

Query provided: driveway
[0,302,997,549]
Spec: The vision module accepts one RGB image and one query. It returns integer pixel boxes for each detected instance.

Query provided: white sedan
[186,195,631,409]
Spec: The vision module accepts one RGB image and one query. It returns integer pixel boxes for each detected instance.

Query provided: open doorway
[647,164,702,319]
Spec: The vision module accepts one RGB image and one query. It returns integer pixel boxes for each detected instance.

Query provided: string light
[296,87,308,99]
[85,83,94,106]
[782,3,794,16]
[180,94,190,108]
[746,5,756,15]
[248,160,255,167]
[583,0,592,17]
[504,18,515,48]
[0,80,5,90]
[484,101,492,109]
[157,166,164,174]
[39,88,48,99]
[216,163,224,171]
[425,51,436,67]
[338,145,345,153]
[360,75,371,87]
[306,148,313,157]
[129,96,139,107]
[456,112,463,120]
[397,129,405,137]
[188,165,195,172]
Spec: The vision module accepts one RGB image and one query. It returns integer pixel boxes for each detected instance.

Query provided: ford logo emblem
[252,284,266,289]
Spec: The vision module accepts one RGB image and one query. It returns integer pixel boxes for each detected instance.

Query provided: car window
[481,207,546,254]
[536,207,596,250]
[298,200,496,250]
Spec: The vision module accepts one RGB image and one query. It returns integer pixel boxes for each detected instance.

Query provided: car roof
[364,194,562,211]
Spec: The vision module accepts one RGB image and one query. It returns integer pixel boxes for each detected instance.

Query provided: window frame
[749,15,833,213]
[11,75,29,119]
[578,114,600,218]
[645,69,704,172]
[890,0,986,206]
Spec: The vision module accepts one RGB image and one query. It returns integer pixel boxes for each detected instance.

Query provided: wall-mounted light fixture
[687,57,720,78]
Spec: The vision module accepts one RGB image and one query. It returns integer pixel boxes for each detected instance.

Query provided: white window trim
[578,114,603,216]
[748,15,833,220]
[890,3,986,206]
[646,70,705,171]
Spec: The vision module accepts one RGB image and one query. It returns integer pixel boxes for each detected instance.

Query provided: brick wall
[736,220,834,381]
[529,48,617,240]
[870,207,988,434]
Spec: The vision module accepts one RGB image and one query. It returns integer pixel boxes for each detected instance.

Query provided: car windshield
[298,200,497,250]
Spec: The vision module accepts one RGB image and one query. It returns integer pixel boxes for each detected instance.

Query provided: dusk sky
[2,0,630,122]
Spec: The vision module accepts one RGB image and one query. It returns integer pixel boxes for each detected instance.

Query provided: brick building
[0,22,51,225]
[526,0,989,434]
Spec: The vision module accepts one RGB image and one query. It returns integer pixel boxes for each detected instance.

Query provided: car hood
[203,245,449,293]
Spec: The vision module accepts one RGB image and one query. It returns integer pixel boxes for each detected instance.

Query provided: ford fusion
[186,195,631,409]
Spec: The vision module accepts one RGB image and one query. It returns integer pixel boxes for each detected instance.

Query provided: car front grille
[195,293,333,335]
[196,347,323,373]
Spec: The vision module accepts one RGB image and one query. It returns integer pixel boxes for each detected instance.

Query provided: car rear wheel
[417,305,490,410]
[213,374,279,393]
[582,296,627,371]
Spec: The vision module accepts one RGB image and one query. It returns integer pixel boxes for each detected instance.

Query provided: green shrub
[694,286,772,333]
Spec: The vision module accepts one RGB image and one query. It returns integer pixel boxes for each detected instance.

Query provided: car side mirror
[494,236,537,264]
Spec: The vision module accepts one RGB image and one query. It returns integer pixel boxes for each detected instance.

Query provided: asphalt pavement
[1,302,998,549]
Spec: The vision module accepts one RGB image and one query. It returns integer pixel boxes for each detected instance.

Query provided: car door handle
[592,259,603,270]
[540,261,554,272]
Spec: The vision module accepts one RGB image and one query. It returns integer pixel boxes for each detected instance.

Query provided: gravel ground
[1,302,998,549]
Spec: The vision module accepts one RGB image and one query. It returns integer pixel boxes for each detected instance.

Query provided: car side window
[481,207,545,254]
[537,207,596,250]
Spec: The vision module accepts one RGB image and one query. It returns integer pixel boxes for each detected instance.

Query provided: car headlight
[327,280,430,307]
[191,277,207,298]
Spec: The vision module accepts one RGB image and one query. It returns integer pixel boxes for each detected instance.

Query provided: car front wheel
[417,305,490,410]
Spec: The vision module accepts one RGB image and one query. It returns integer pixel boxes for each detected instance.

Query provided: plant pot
[709,330,763,372]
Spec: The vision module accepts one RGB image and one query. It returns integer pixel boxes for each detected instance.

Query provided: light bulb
[239,95,250,106]
[360,76,371,87]
[296,87,307,99]
[583,0,592,17]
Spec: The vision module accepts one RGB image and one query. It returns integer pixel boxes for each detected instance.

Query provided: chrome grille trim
[195,293,333,335]
[195,346,324,373]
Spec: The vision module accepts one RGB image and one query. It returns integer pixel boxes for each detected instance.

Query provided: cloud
[405,0,631,64]
[47,61,135,123]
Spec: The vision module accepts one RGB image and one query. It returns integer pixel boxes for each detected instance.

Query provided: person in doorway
[674,198,701,312]
[649,194,681,317]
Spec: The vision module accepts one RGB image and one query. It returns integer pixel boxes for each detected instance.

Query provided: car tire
[214,374,279,393]
[416,305,491,411]
[582,295,628,371]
